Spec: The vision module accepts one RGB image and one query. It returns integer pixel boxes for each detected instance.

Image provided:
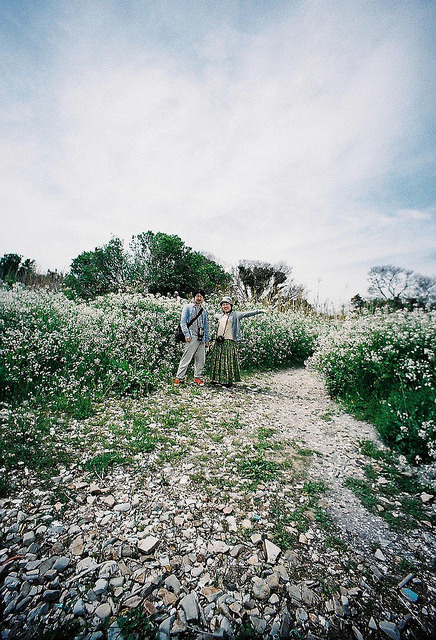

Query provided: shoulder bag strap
[187,306,203,328]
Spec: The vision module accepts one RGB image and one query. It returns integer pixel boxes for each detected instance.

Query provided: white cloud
[394,207,434,221]
[0,0,434,304]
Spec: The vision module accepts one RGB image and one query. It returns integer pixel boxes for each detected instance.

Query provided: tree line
[0,232,307,309]
[1,234,434,310]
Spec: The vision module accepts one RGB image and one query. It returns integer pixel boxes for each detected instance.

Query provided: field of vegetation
[0,286,435,481]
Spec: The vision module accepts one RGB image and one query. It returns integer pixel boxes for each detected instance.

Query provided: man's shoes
[194,378,204,386]
[174,378,185,385]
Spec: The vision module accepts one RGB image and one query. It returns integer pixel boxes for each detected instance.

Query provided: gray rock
[273,565,289,582]
[26,602,50,623]
[53,557,70,572]
[77,557,98,573]
[107,622,123,640]
[266,573,279,590]
[398,573,413,588]
[250,615,267,634]
[230,544,244,558]
[379,621,401,640]
[44,569,58,582]
[93,579,108,596]
[264,539,281,563]
[39,557,56,576]
[191,565,204,577]
[352,626,364,640]
[95,602,112,620]
[114,502,131,512]
[200,586,223,603]
[43,589,61,603]
[370,565,384,580]
[70,536,84,556]
[420,492,433,503]
[138,536,159,555]
[22,532,35,547]
[209,540,229,554]
[99,561,118,579]
[296,607,308,622]
[110,577,124,588]
[252,578,270,601]
[123,595,144,608]
[159,616,174,640]
[15,596,32,613]
[180,592,199,622]
[164,574,181,595]
[4,576,20,590]
[73,598,86,616]
[369,617,378,630]
[4,596,19,615]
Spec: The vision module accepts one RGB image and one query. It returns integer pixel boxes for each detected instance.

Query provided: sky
[1,0,435,306]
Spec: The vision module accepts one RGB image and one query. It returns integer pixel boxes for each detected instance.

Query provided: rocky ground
[1,368,435,640]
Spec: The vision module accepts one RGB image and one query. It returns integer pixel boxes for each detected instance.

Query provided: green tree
[0,253,36,286]
[130,231,230,297]
[64,237,130,300]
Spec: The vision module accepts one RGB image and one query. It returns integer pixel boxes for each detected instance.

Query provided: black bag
[175,307,204,343]
[175,324,186,343]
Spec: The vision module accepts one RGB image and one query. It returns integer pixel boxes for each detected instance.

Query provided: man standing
[174,289,210,386]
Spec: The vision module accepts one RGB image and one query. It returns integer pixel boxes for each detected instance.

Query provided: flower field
[1,287,435,463]
[0,288,317,412]
[308,309,436,463]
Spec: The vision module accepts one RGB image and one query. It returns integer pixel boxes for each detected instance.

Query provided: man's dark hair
[193,288,206,298]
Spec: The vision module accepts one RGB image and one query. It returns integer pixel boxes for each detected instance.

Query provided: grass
[303,480,327,495]
[0,477,10,498]
[219,413,243,433]
[237,456,284,489]
[117,609,159,640]
[358,438,393,462]
[84,451,131,477]
[0,410,73,475]
[268,478,342,550]
[116,610,269,640]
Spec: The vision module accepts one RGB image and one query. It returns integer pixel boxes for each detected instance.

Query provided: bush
[237,309,319,369]
[0,288,182,411]
[308,309,436,462]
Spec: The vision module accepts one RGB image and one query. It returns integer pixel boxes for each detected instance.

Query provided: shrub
[308,309,436,462]
[236,308,319,369]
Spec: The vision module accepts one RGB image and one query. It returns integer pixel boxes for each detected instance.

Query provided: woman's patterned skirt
[208,339,241,385]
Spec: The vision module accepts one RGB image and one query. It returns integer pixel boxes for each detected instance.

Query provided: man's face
[194,293,204,305]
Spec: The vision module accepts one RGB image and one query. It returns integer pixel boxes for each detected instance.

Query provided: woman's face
[221,302,232,313]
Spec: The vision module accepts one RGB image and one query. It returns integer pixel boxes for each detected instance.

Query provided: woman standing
[209,296,266,387]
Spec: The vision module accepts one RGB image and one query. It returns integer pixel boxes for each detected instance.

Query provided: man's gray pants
[176,339,206,379]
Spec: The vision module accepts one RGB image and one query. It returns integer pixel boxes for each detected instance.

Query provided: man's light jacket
[180,304,209,343]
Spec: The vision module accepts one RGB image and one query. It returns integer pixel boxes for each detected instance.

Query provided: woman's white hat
[220,296,233,305]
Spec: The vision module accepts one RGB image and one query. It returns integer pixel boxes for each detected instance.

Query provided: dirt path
[237,369,398,552]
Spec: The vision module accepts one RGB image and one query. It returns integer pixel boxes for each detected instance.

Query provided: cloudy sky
[1,0,435,305]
